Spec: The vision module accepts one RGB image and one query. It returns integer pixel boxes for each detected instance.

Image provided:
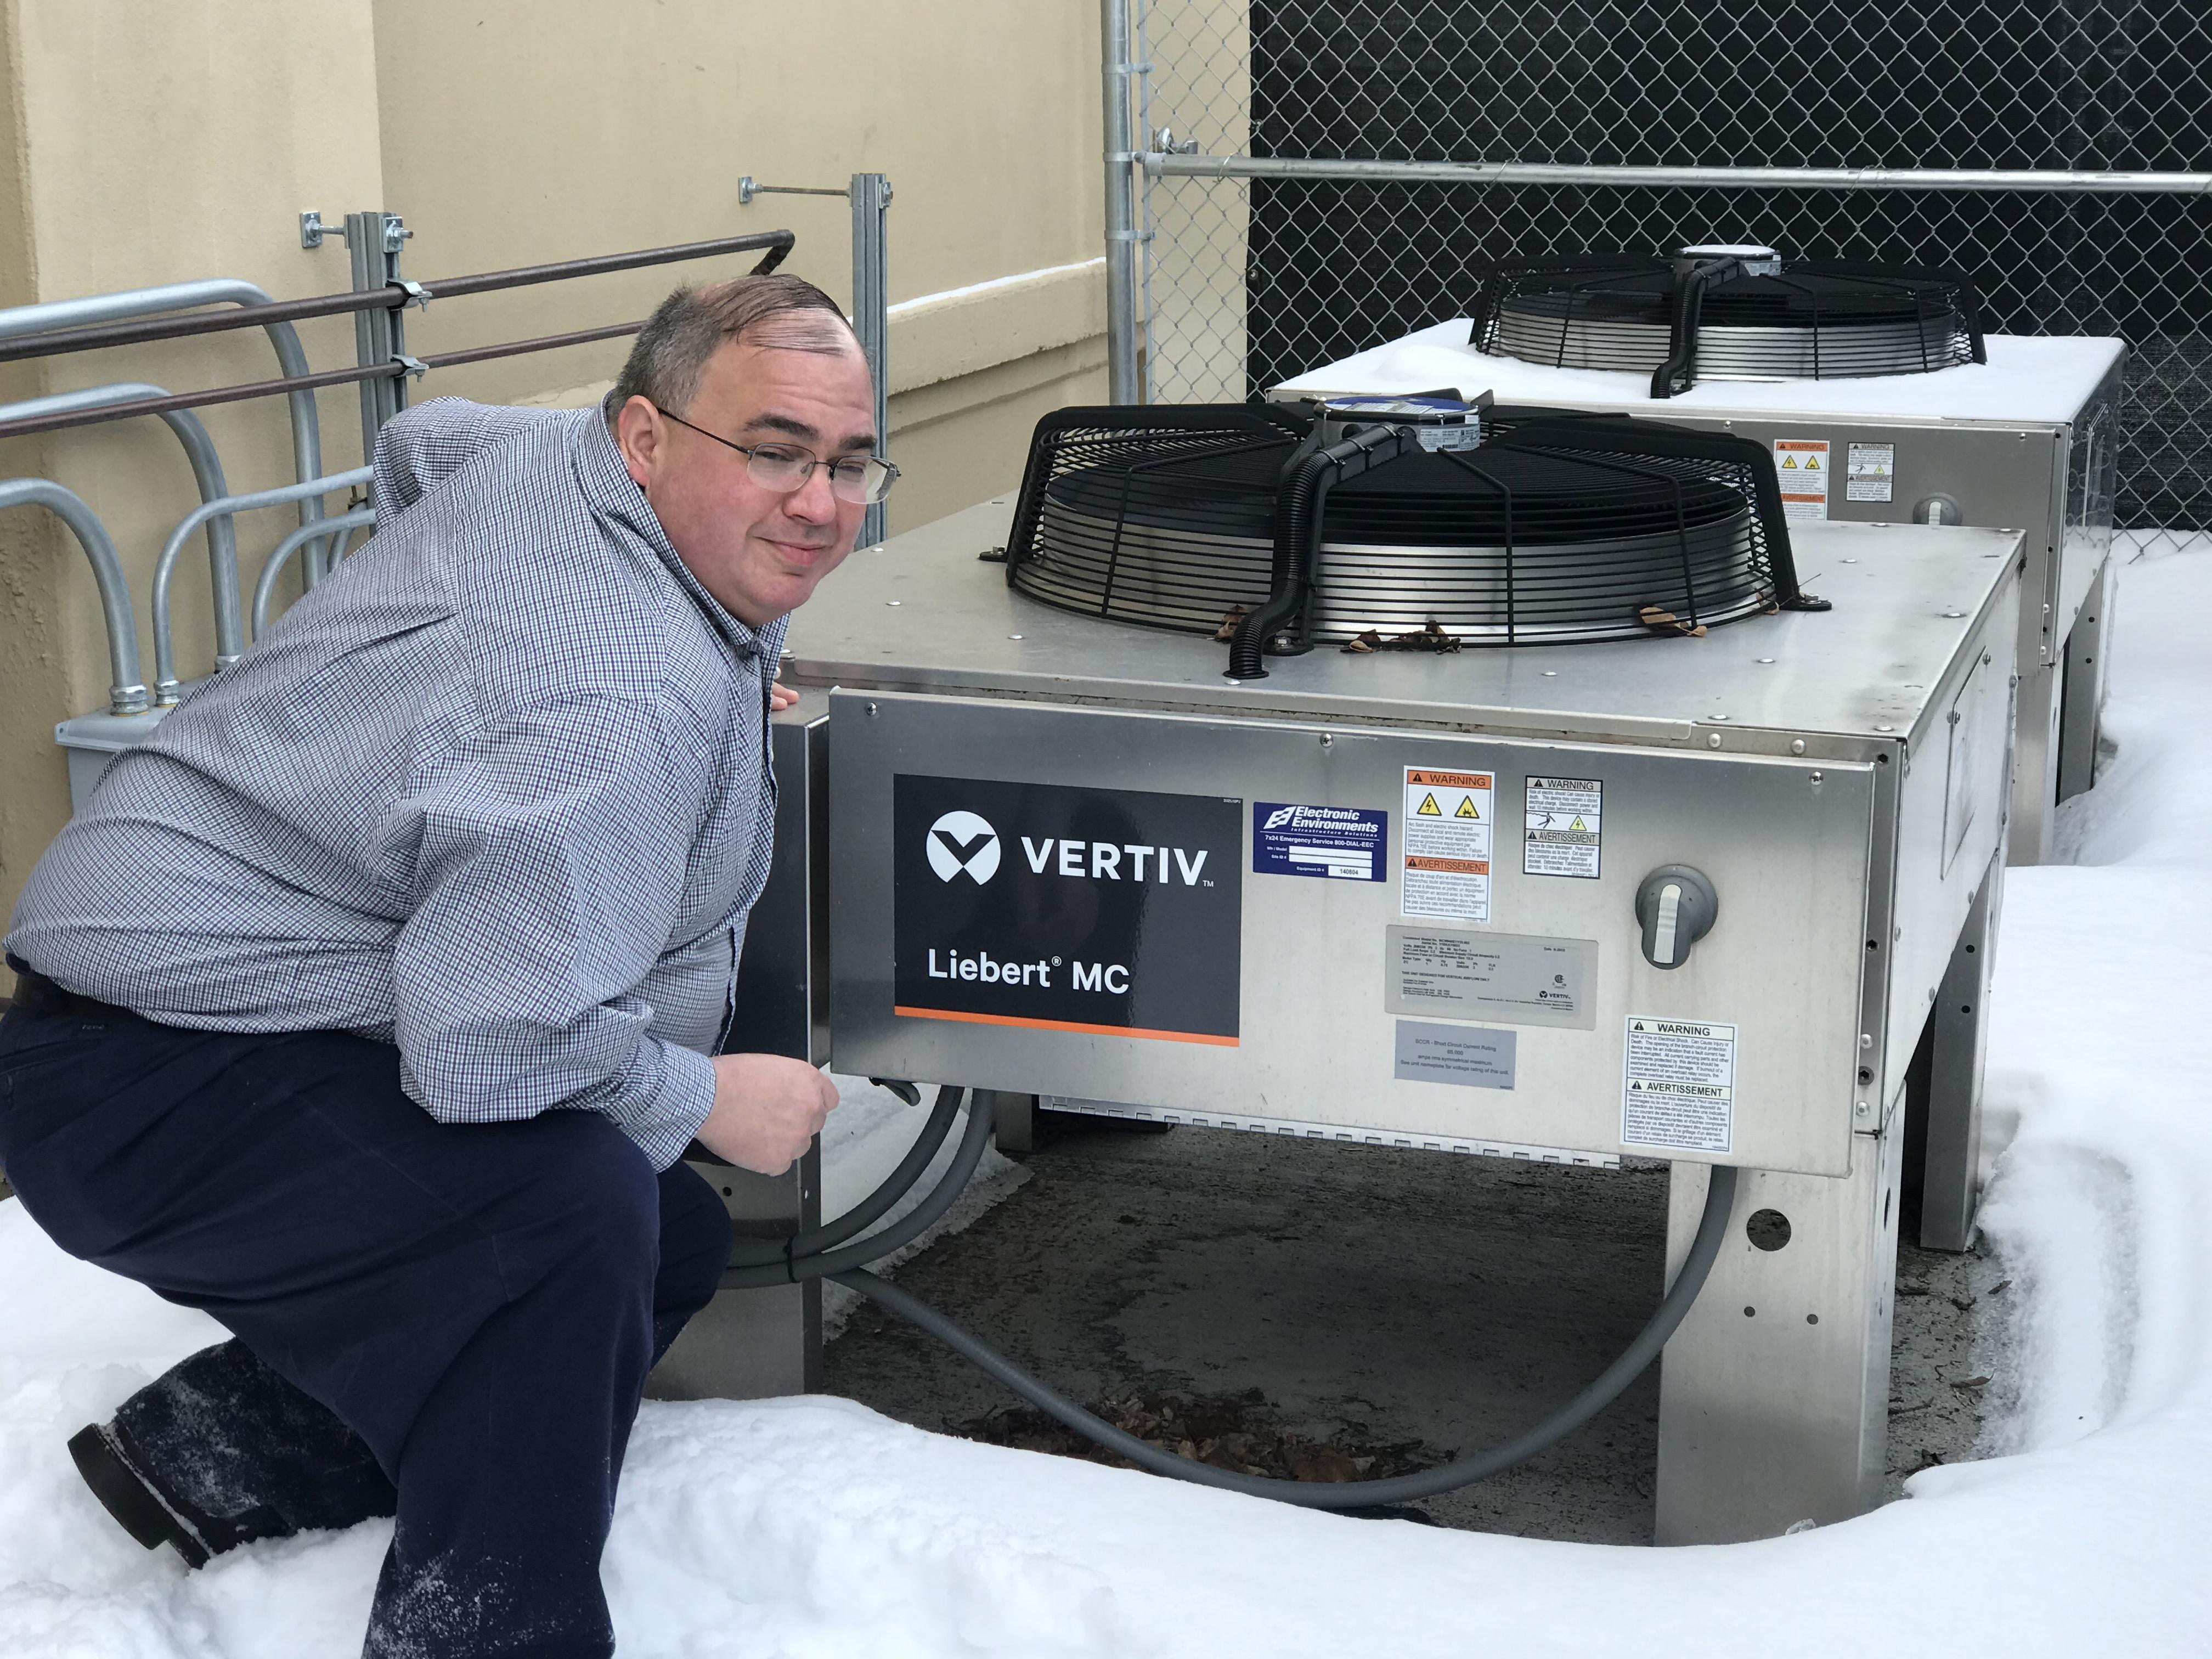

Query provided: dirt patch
[955,1386,1435,1485]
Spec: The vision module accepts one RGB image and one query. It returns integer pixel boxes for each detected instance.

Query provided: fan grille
[1004,405,1799,648]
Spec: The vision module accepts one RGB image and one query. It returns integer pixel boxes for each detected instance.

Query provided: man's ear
[614,395,663,490]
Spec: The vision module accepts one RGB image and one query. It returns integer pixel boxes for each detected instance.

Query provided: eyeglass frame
[650,403,901,504]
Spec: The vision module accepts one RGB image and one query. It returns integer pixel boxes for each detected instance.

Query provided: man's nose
[782,463,840,523]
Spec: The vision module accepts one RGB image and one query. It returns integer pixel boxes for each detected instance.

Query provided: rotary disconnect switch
[1635,865,1718,969]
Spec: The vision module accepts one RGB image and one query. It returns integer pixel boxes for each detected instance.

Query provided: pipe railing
[151,468,373,703]
[0,382,241,658]
[1140,154,2212,193]
[253,506,375,641]
[0,279,334,562]
[0,478,147,713]
[0,231,797,370]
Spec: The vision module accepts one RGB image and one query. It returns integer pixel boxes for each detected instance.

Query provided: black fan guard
[1472,252,1989,397]
[1003,403,1825,660]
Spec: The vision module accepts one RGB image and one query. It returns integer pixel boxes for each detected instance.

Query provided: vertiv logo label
[926,810,1001,883]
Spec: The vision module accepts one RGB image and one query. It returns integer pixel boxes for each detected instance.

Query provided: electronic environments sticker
[893,774,1242,1045]
[1622,1017,1736,1154]
[1524,776,1601,879]
[1774,438,1830,523]
[1252,802,1387,882]
[1403,769,1492,923]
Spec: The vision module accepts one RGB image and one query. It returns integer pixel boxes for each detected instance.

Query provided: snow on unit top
[1276,321,2126,426]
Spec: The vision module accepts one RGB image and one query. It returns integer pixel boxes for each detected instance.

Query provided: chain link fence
[1125,0,2212,549]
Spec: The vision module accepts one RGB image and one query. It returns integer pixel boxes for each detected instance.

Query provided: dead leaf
[1950,1375,1992,1391]
[1213,605,1249,642]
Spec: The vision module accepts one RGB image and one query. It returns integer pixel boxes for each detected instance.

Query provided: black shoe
[67,1422,214,1568]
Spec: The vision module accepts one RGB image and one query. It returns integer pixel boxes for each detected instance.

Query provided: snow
[5,546,2212,1656]
[1273,320,2125,424]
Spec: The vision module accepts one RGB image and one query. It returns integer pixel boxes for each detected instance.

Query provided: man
[0,272,891,1657]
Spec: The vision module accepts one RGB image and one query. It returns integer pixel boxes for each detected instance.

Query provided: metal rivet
[1542,669,1558,676]
[1841,557,1858,564]
[1707,733,1724,749]
[1875,724,1895,733]
[1790,738,1807,755]
[1855,1101,1870,1117]
[1860,1032,1874,1049]
[1943,610,1965,619]
[886,599,902,606]
[1757,657,1775,664]
[1710,713,1730,721]
[1008,634,1024,640]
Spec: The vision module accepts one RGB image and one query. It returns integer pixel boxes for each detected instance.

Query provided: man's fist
[698,1053,838,1175]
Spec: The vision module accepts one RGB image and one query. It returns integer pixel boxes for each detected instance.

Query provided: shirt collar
[573,409,791,670]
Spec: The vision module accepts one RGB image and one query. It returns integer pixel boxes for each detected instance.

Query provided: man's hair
[603,273,859,425]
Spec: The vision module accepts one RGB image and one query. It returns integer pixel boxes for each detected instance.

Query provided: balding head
[605,273,863,426]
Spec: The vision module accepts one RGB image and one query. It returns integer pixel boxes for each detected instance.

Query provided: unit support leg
[1916,851,2001,1251]
[649,1146,822,1400]
[2056,556,2112,804]
[2007,652,2062,866]
[1655,1121,1904,1543]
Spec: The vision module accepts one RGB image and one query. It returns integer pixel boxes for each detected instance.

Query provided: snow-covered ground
[4,548,2210,1656]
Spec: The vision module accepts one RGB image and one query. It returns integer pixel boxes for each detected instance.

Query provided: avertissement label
[894,775,1242,1045]
[1622,1017,1737,1153]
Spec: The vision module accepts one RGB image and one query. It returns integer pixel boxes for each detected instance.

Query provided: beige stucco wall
[0,0,1107,980]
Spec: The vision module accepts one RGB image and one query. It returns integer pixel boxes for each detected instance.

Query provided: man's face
[616,337,876,628]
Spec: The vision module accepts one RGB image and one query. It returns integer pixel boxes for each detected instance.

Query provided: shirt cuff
[614,1039,718,1170]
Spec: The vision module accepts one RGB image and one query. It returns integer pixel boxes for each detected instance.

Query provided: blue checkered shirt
[8,398,786,1169]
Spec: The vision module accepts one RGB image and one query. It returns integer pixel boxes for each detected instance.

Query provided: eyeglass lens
[746,445,897,505]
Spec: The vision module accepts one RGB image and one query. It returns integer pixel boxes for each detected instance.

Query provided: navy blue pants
[0,990,732,1658]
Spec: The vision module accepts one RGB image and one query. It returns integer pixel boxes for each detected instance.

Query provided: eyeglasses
[653,405,900,504]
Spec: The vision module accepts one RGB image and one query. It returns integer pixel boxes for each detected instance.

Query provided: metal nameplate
[1386,927,1597,1030]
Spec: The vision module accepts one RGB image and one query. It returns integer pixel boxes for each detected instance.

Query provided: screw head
[1810,771,1824,785]
[1790,738,1807,755]
[1707,732,1724,749]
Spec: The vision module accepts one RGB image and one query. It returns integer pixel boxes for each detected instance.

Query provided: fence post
[1101,0,1143,403]
[849,173,892,548]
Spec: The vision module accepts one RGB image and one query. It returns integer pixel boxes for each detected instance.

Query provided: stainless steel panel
[725,694,831,1066]
[1656,1112,1905,1542]
[831,693,1877,1176]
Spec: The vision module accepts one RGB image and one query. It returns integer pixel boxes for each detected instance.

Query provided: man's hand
[768,678,799,712]
[697,1053,837,1175]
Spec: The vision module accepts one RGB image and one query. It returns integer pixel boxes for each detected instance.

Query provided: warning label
[1622,1017,1737,1153]
[1523,776,1602,879]
[1847,441,1896,503]
[1403,768,1492,923]
[1774,438,1830,523]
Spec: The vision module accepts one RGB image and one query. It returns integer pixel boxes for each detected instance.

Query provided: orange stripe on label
[1406,770,1492,789]
[1404,855,1489,874]
[893,1006,1240,1047]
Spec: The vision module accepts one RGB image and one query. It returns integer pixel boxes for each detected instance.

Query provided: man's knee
[654,1161,733,1312]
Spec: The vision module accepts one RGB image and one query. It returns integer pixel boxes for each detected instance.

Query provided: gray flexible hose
[721,1087,987,1290]
[831,1165,1740,1510]
[726,1083,966,1269]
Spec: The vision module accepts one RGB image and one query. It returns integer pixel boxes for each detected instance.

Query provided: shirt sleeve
[387,691,719,1168]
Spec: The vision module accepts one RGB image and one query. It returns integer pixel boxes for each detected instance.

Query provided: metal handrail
[253,507,375,641]
[0,230,797,369]
[1141,154,2212,193]
[0,280,334,577]
[152,469,373,703]
[0,382,243,660]
[0,479,146,712]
